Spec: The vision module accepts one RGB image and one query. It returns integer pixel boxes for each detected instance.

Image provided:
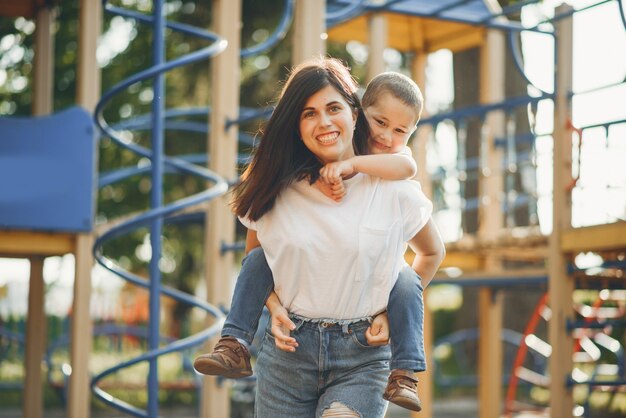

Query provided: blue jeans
[255,316,391,417]
[222,248,426,372]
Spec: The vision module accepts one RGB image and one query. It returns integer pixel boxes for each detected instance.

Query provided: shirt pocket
[356,222,396,282]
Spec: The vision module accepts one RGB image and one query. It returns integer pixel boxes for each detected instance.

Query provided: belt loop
[342,323,350,335]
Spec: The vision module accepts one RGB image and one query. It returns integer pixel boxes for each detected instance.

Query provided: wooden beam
[438,250,485,271]
[292,0,326,64]
[32,5,55,116]
[76,0,102,111]
[478,29,505,418]
[410,51,433,418]
[549,6,575,418]
[561,222,626,253]
[23,256,46,418]
[68,2,101,415]
[367,0,387,81]
[68,233,94,418]
[202,1,241,418]
[327,14,485,54]
[478,288,503,418]
[0,231,76,257]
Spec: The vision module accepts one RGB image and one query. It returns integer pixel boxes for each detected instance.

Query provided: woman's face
[299,85,357,165]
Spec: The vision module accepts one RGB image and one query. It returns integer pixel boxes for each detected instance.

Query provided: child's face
[364,93,418,154]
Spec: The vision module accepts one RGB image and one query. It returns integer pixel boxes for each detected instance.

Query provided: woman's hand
[314,178,345,202]
[365,311,390,346]
[268,303,299,352]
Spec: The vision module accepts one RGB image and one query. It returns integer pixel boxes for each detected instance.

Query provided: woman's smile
[316,131,340,145]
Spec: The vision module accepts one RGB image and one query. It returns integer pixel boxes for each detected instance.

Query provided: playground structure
[0,1,625,418]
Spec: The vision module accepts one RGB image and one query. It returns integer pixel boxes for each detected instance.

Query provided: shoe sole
[193,357,252,379]
[383,394,422,412]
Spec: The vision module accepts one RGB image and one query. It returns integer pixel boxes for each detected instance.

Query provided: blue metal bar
[551,0,615,22]
[241,0,294,58]
[567,319,626,331]
[567,378,626,387]
[326,0,368,26]
[480,0,542,23]
[418,93,551,126]
[508,29,553,95]
[431,0,472,16]
[103,4,220,41]
[147,2,165,416]
[94,0,266,414]
[573,80,626,96]
[433,275,547,287]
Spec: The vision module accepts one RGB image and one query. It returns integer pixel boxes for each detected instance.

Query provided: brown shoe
[383,369,422,412]
[193,336,252,378]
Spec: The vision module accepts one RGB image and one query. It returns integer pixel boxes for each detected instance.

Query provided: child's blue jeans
[222,247,426,372]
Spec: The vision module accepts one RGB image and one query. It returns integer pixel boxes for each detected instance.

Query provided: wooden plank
[77,0,102,111]
[561,222,626,253]
[202,1,241,418]
[477,29,505,418]
[411,53,432,198]
[0,231,76,256]
[68,233,94,418]
[478,288,503,418]
[292,0,326,64]
[32,6,55,116]
[367,0,387,81]
[23,257,46,418]
[549,6,575,418]
[327,13,485,53]
[438,250,485,271]
[410,53,432,418]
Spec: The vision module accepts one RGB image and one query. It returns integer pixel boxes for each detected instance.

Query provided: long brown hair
[231,57,370,221]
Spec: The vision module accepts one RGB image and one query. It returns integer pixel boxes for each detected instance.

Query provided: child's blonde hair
[361,72,424,124]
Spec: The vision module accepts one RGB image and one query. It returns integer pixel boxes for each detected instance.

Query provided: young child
[194,72,428,412]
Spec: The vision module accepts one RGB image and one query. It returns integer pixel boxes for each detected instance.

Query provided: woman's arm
[247,229,299,351]
[244,229,261,254]
[406,218,446,287]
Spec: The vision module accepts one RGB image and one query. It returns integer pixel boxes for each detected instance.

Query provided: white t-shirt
[239,173,432,320]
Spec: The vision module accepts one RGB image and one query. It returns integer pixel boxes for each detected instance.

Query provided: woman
[231,57,445,418]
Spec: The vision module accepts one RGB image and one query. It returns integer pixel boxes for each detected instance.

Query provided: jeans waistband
[289,314,373,335]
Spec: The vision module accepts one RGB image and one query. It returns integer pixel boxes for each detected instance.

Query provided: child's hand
[314,179,345,202]
[319,160,355,185]
[365,311,390,346]
[269,304,298,352]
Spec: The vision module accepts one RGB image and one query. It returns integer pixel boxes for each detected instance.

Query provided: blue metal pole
[148,0,165,416]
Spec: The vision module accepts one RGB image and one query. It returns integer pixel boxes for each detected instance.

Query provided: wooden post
[292,0,326,64]
[367,0,387,81]
[410,52,432,418]
[23,5,55,417]
[549,5,574,418]
[77,0,102,110]
[68,2,102,417]
[32,6,54,116]
[23,257,46,418]
[201,1,241,418]
[69,235,94,418]
[477,28,505,418]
